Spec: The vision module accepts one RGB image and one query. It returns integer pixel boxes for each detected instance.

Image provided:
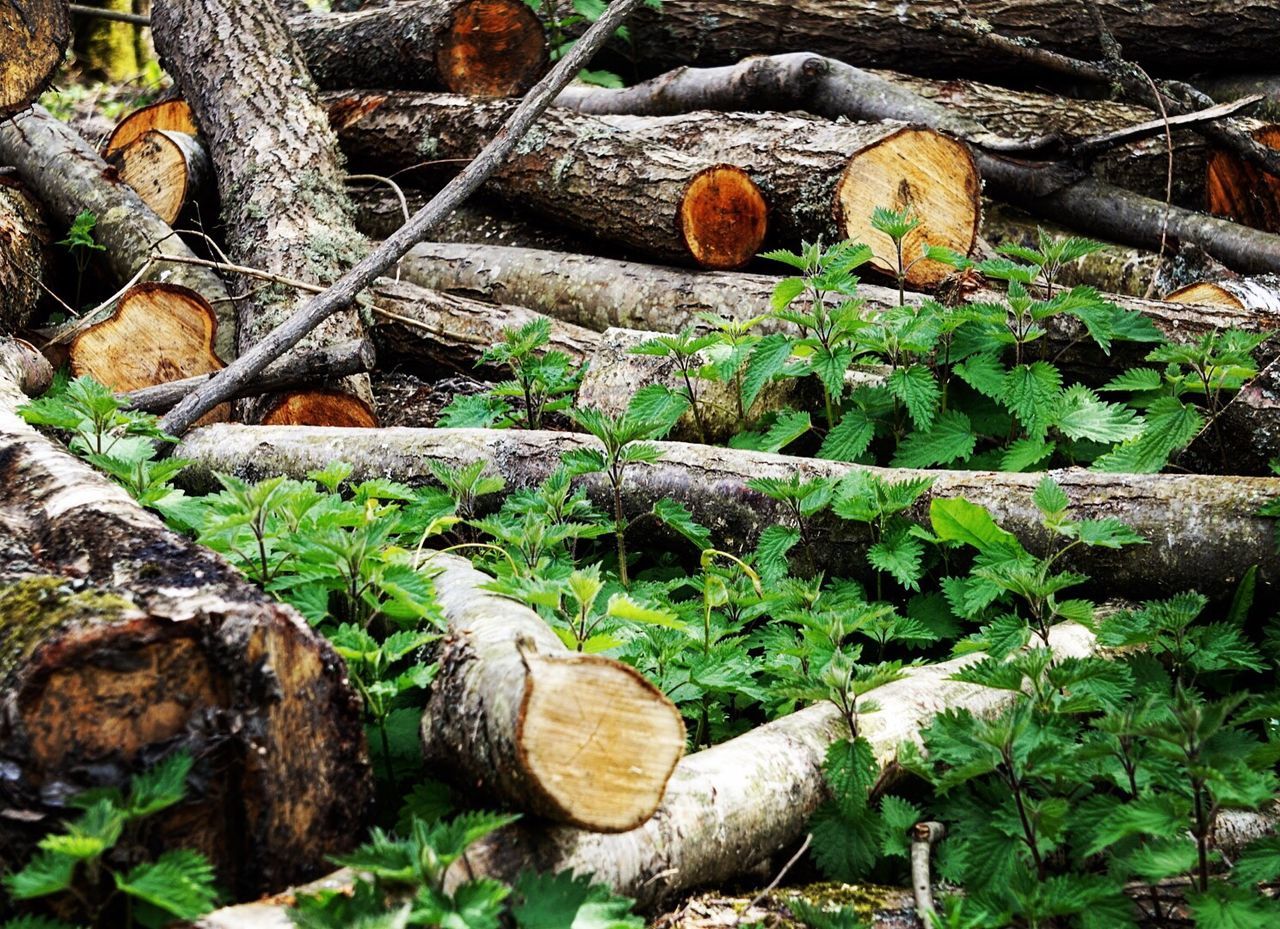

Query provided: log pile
[10,0,1280,924]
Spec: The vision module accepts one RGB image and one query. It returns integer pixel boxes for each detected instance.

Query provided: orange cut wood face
[1207,126,1280,233]
[436,0,548,98]
[679,165,769,270]
[104,99,200,157]
[115,130,200,225]
[261,389,379,427]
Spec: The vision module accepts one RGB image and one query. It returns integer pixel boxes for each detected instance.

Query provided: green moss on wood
[0,577,136,679]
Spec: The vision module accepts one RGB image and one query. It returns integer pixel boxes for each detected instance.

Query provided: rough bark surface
[0,0,70,118]
[288,0,546,95]
[152,0,375,423]
[557,53,1280,276]
[327,92,768,268]
[422,552,685,831]
[0,340,371,896]
[456,624,1096,909]
[617,1,1280,78]
[173,427,1280,597]
[0,106,236,361]
[0,179,53,333]
[590,111,981,287]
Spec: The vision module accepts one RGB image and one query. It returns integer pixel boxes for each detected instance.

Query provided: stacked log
[0,0,70,119]
[103,102,209,226]
[0,179,52,333]
[0,338,371,897]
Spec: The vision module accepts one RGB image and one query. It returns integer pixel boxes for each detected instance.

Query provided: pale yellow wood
[116,129,206,225]
[104,99,200,156]
[836,128,980,288]
[522,654,688,833]
[1165,281,1244,309]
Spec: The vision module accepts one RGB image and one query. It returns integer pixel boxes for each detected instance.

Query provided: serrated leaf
[1099,367,1163,392]
[1001,362,1062,437]
[887,364,941,432]
[115,849,219,920]
[817,409,875,462]
[890,411,977,468]
[930,498,1025,558]
[1054,385,1144,443]
[755,524,801,585]
[741,334,794,409]
[867,534,926,591]
[652,498,711,551]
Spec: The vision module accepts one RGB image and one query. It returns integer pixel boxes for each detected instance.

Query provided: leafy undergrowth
[7,226,1280,929]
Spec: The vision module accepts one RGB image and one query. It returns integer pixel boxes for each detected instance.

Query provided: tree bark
[173,426,1280,598]
[0,179,53,333]
[0,106,236,362]
[588,111,980,288]
[616,0,1280,80]
[394,241,1274,375]
[152,0,376,426]
[557,53,1280,276]
[0,0,70,118]
[0,338,372,897]
[121,338,375,413]
[326,92,768,269]
[422,551,685,831]
[287,0,546,96]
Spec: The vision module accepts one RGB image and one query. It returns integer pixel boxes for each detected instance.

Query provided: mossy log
[173,426,1280,598]
[615,0,1280,79]
[0,0,70,119]
[287,0,546,96]
[557,52,1280,276]
[0,106,236,362]
[152,0,376,425]
[0,337,371,897]
[0,179,53,333]
[326,92,768,269]
[588,111,980,287]
[423,552,685,831]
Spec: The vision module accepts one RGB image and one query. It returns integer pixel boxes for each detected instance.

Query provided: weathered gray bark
[287,0,546,95]
[0,106,236,361]
[0,0,70,118]
[327,92,768,268]
[173,427,1280,597]
[616,0,1280,79]
[558,53,1280,275]
[152,0,375,424]
[0,338,371,897]
[0,180,52,332]
[588,111,980,287]
[422,552,685,831]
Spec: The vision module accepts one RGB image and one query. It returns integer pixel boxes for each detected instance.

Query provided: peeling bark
[0,338,371,897]
[173,426,1280,597]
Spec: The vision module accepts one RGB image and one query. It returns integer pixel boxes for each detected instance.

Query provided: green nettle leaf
[786,898,869,929]
[1232,835,1280,886]
[511,870,644,929]
[771,275,808,310]
[652,498,712,550]
[1099,367,1163,393]
[887,364,942,432]
[754,409,813,453]
[817,409,875,462]
[1053,385,1144,444]
[1032,475,1070,518]
[1093,396,1203,473]
[741,333,794,409]
[868,533,926,591]
[438,392,509,429]
[114,849,220,921]
[3,850,77,900]
[624,384,689,435]
[890,411,977,468]
[878,795,922,860]
[1187,881,1280,929]
[755,524,802,585]
[954,352,1009,400]
[1000,362,1062,437]
[930,498,1025,558]
[1000,437,1055,472]
[813,344,857,402]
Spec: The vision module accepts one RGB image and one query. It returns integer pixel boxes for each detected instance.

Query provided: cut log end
[1165,281,1244,309]
[679,165,768,270]
[261,389,379,427]
[1206,125,1280,233]
[113,129,208,225]
[518,654,686,832]
[835,128,980,288]
[104,99,201,157]
[0,0,70,118]
[436,0,547,98]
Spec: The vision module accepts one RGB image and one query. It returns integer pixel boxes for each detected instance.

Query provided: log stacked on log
[327,92,769,269]
[0,179,52,333]
[0,0,70,119]
[103,102,209,226]
[0,338,371,897]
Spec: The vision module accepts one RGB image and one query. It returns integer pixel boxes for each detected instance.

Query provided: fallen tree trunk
[557,53,1280,276]
[326,92,769,269]
[153,0,376,426]
[121,338,375,413]
[423,551,685,831]
[0,106,236,362]
[286,0,546,96]
[588,111,980,287]
[0,338,371,897]
[0,0,70,118]
[0,179,53,333]
[616,0,1280,79]
[173,426,1280,597]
